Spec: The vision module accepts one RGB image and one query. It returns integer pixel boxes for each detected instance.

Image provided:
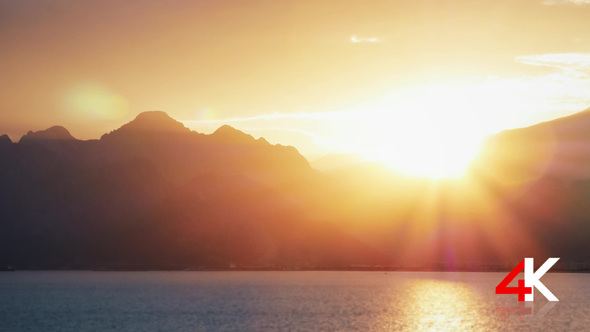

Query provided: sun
[359,114,484,179]
[370,134,483,179]
[348,83,489,179]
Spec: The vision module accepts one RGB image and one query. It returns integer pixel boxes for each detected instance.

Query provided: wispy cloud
[232,126,327,142]
[516,53,590,78]
[543,0,590,5]
[183,111,351,125]
[350,34,379,43]
[509,53,590,113]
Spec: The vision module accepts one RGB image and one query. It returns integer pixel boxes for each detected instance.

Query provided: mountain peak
[19,126,76,142]
[0,134,11,143]
[0,134,12,148]
[213,124,242,135]
[101,111,190,140]
[134,110,177,122]
[211,125,257,144]
[127,111,190,132]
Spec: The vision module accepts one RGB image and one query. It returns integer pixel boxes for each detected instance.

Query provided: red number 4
[496,259,532,301]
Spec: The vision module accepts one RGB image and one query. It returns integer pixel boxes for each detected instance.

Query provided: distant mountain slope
[312,108,590,269]
[467,108,590,263]
[475,108,590,183]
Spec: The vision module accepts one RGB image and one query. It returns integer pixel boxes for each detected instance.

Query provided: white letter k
[524,257,559,302]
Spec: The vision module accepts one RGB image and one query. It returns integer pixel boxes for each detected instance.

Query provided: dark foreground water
[1,271,589,331]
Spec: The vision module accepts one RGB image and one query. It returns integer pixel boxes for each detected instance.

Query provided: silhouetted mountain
[212,125,255,144]
[466,108,590,264]
[0,134,11,149]
[113,173,386,268]
[101,111,191,140]
[19,125,76,142]
[477,108,590,182]
[2,109,590,271]
[0,111,384,269]
[307,108,590,270]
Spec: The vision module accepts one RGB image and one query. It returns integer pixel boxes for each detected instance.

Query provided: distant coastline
[6,264,590,273]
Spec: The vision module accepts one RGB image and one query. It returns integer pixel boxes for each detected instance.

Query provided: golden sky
[2,0,590,175]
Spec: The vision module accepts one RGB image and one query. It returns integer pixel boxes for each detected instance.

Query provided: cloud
[183,111,350,125]
[350,34,379,43]
[510,53,590,112]
[516,53,590,78]
[543,0,590,5]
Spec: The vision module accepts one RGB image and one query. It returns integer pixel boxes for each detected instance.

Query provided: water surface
[1,271,588,331]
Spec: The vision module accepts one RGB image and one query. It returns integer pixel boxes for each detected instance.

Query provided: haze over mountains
[1,110,590,270]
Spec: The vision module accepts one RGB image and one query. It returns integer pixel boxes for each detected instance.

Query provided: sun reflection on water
[375,279,493,331]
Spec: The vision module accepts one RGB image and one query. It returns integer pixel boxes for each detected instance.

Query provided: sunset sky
[2,0,590,177]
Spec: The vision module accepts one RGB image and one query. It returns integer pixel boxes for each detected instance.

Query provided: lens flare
[195,106,218,121]
[63,83,128,120]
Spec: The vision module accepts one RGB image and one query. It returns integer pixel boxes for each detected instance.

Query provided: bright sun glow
[336,75,583,179]
[340,81,510,179]
[359,107,485,179]
[186,76,582,180]
[63,82,128,121]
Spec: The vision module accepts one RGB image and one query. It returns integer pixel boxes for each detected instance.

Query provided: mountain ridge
[19,125,76,142]
[2,109,590,270]
[0,111,377,269]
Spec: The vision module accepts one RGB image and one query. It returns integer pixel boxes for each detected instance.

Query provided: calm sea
[1,271,588,331]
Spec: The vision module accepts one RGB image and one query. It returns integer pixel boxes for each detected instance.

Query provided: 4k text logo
[496,258,559,302]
